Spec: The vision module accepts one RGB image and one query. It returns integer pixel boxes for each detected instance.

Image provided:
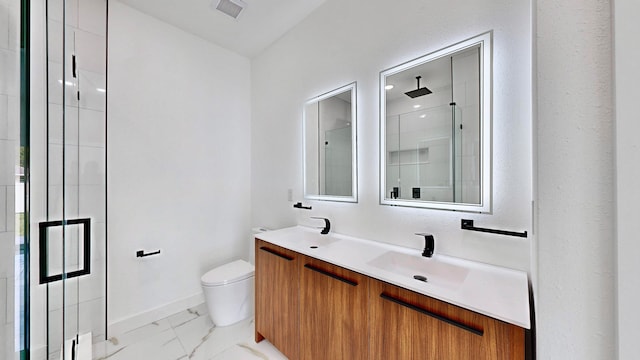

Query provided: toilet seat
[201,259,254,286]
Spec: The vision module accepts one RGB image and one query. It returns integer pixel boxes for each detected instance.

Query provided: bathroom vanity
[254,226,530,360]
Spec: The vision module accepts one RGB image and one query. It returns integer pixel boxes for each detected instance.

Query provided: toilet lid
[201,259,255,286]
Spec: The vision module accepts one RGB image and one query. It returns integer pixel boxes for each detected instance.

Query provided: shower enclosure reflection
[304,82,357,202]
[380,33,491,212]
[386,105,464,202]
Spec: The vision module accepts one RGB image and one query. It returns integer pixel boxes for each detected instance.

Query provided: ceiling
[118,0,327,58]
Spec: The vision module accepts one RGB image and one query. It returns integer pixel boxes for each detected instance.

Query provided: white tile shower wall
[108,2,251,329]
[0,277,6,325]
[0,140,15,186]
[0,187,6,231]
[0,0,9,50]
[0,95,9,138]
[0,0,17,358]
[0,49,18,96]
[251,0,532,271]
[0,277,5,358]
[0,232,13,284]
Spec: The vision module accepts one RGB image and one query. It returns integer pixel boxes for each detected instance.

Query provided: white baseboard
[107,292,204,336]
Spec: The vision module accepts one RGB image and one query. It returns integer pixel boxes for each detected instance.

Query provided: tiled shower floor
[92,303,287,360]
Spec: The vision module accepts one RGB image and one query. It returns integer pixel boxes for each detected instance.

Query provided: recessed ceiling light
[385,84,394,90]
[413,104,421,109]
[420,114,426,118]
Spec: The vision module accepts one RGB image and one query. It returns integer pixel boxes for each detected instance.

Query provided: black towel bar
[136,249,161,257]
[461,219,528,238]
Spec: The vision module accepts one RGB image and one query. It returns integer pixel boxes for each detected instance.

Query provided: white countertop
[256,226,531,329]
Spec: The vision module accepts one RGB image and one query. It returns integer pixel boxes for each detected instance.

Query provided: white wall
[536,0,615,359]
[107,2,251,328]
[614,1,640,358]
[252,0,532,271]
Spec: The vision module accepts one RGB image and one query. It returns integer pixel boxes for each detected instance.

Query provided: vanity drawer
[369,279,525,360]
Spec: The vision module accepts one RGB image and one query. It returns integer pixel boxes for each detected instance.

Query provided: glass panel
[37,0,107,358]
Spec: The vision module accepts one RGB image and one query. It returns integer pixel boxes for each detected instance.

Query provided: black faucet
[311,217,331,235]
[415,233,435,257]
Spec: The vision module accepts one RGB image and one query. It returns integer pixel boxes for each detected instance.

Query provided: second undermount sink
[367,251,469,290]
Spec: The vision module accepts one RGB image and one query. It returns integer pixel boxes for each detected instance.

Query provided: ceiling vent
[214,0,247,19]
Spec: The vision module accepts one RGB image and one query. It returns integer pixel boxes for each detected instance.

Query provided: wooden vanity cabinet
[255,238,526,360]
[299,256,369,360]
[369,279,525,360]
[254,239,300,359]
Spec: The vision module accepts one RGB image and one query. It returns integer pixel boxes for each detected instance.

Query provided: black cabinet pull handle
[259,246,294,261]
[304,264,357,286]
[380,293,484,336]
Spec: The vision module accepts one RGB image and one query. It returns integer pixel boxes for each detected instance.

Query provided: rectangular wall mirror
[380,32,491,212]
[304,82,358,202]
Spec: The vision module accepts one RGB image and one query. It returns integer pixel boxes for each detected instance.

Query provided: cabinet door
[369,279,524,360]
[254,239,299,359]
[300,256,369,360]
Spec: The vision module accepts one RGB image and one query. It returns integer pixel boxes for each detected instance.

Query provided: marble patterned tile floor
[92,303,288,360]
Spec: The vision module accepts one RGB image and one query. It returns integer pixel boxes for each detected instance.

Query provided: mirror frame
[379,32,492,212]
[303,82,358,203]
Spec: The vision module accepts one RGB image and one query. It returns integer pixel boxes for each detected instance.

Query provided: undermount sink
[296,232,340,248]
[367,251,469,290]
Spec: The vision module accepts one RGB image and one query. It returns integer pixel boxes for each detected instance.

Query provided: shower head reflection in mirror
[380,32,492,213]
[304,82,358,203]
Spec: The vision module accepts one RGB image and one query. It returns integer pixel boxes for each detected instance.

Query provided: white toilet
[201,259,255,326]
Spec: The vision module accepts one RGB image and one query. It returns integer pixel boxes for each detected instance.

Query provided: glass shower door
[37,0,107,359]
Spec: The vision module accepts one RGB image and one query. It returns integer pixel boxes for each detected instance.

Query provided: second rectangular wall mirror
[304,82,357,202]
[380,32,492,212]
